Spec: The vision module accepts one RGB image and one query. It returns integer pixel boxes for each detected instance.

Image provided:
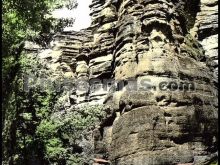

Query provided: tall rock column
[75,30,92,104]
[54,30,93,105]
[93,0,218,164]
[88,0,118,104]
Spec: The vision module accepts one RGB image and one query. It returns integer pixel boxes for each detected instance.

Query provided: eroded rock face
[192,0,218,83]
[24,0,218,164]
[88,0,218,165]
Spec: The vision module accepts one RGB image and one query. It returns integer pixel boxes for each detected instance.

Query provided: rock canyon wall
[24,0,218,164]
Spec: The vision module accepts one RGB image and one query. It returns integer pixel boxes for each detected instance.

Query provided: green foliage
[210,163,218,165]
[36,105,105,164]
[2,1,106,164]
[2,0,78,106]
[3,49,105,164]
[209,159,218,165]
[2,52,57,164]
[45,138,67,161]
[2,0,77,56]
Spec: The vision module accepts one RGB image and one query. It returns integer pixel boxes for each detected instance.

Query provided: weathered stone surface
[24,0,218,164]
[191,0,218,83]
[89,0,218,164]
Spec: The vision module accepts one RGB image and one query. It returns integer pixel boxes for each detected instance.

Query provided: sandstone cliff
[24,0,218,164]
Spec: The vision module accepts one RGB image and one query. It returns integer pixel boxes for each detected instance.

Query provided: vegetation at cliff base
[2,0,105,164]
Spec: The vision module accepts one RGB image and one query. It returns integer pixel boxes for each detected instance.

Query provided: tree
[2,0,78,164]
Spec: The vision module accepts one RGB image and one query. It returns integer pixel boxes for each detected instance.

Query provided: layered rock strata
[88,0,218,165]
[24,0,218,164]
[192,0,218,83]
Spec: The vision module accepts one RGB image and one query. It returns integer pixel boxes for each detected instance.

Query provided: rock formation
[24,0,218,164]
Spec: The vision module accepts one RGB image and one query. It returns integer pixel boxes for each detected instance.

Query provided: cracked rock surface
[24,0,218,164]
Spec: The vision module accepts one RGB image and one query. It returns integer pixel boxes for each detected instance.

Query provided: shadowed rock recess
[24,0,218,164]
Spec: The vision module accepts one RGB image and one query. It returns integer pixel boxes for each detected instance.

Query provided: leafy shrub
[36,105,105,164]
